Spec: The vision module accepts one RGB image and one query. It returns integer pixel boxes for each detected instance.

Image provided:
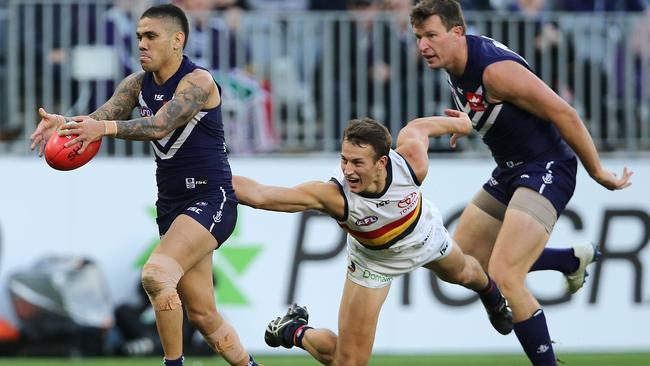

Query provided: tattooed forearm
[114,116,159,140]
[114,76,210,141]
[89,72,144,121]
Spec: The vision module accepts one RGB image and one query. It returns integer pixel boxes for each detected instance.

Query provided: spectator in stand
[309,0,348,10]
[173,0,251,73]
[313,0,380,143]
[246,0,308,11]
[560,0,645,149]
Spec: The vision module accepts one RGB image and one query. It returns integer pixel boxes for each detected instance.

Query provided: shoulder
[483,60,536,100]
[120,71,146,90]
[393,146,427,184]
[179,68,215,89]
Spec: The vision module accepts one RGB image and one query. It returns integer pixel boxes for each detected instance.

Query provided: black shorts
[482,156,577,215]
[156,196,238,247]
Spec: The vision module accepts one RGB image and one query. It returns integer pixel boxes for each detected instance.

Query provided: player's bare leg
[142,214,220,363]
[453,201,502,270]
[269,279,390,366]
[490,207,556,365]
[424,243,512,335]
[300,327,337,365]
[332,279,389,366]
[178,252,255,366]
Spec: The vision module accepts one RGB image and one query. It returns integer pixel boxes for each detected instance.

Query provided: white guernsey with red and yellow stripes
[331,150,436,251]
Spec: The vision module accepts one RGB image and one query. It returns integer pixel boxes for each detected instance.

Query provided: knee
[186,307,220,333]
[333,348,370,366]
[141,253,185,311]
[439,266,472,286]
[489,267,525,298]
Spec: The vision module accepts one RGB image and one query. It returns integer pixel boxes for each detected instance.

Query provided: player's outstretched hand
[57,116,105,155]
[593,166,633,191]
[445,109,471,149]
[30,107,65,156]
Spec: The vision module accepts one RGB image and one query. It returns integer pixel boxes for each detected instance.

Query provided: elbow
[152,125,171,140]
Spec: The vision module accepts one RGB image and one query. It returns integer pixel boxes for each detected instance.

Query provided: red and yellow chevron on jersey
[331,150,438,250]
[338,192,422,247]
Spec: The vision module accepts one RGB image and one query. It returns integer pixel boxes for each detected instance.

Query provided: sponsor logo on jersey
[140,106,153,117]
[466,92,486,111]
[186,177,208,189]
[186,177,196,189]
[398,192,418,208]
[195,201,208,206]
[489,177,499,186]
[362,270,391,283]
[376,200,390,208]
[355,216,379,227]
[154,94,164,101]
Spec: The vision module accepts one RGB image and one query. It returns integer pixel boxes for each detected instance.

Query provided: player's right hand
[30,107,65,157]
[593,166,633,191]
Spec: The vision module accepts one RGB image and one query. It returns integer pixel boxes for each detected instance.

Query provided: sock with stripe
[514,310,557,366]
[163,355,183,366]
[293,325,313,349]
[477,275,502,308]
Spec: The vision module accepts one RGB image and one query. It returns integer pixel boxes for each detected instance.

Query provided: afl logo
[355,216,378,227]
[140,106,153,117]
[398,192,418,208]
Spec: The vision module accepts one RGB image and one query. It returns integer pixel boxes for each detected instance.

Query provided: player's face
[136,17,179,72]
[413,15,463,70]
[340,140,385,194]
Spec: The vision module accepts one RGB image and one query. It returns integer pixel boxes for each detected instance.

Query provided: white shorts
[346,222,453,289]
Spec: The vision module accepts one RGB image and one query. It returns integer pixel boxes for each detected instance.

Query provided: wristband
[103,120,117,137]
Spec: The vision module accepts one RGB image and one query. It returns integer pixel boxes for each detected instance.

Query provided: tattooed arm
[114,69,218,140]
[58,69,220,153]
[90,71,144,121]
[30,71,144,155]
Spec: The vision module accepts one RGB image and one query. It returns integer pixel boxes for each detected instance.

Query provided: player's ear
[173,31,185,51]
[452,25,465,37]
[376,155,388,170]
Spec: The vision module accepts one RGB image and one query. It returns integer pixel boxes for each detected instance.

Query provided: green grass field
[1,353,649,366]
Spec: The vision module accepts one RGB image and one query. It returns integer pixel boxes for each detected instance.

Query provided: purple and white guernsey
[447,35,574,168]
[447,35,578,214]
[139,55,237,243]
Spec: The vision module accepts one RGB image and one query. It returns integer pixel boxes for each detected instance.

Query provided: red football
[44,132,102,171]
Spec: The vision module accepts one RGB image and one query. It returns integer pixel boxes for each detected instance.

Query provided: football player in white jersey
[233,112,512,366]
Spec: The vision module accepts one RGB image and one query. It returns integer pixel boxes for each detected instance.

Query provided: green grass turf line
[0,353,648,366]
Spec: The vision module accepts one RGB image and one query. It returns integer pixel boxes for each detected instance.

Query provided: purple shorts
[482,156,577,215]
[157,196,238,247]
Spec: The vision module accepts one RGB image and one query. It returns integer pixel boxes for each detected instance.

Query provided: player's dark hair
[141,4,190,49]
[410,0,466,32]
[343,118,391,161]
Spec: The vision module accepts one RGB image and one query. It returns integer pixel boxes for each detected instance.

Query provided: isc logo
[376,200,390,208]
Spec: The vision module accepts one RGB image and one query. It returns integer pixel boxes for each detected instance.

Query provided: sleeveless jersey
[331,150,442,250]
[447,35,574,167]
[138,55,235,206]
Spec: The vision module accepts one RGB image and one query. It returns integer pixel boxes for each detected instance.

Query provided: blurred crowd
[0,0,648,153]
